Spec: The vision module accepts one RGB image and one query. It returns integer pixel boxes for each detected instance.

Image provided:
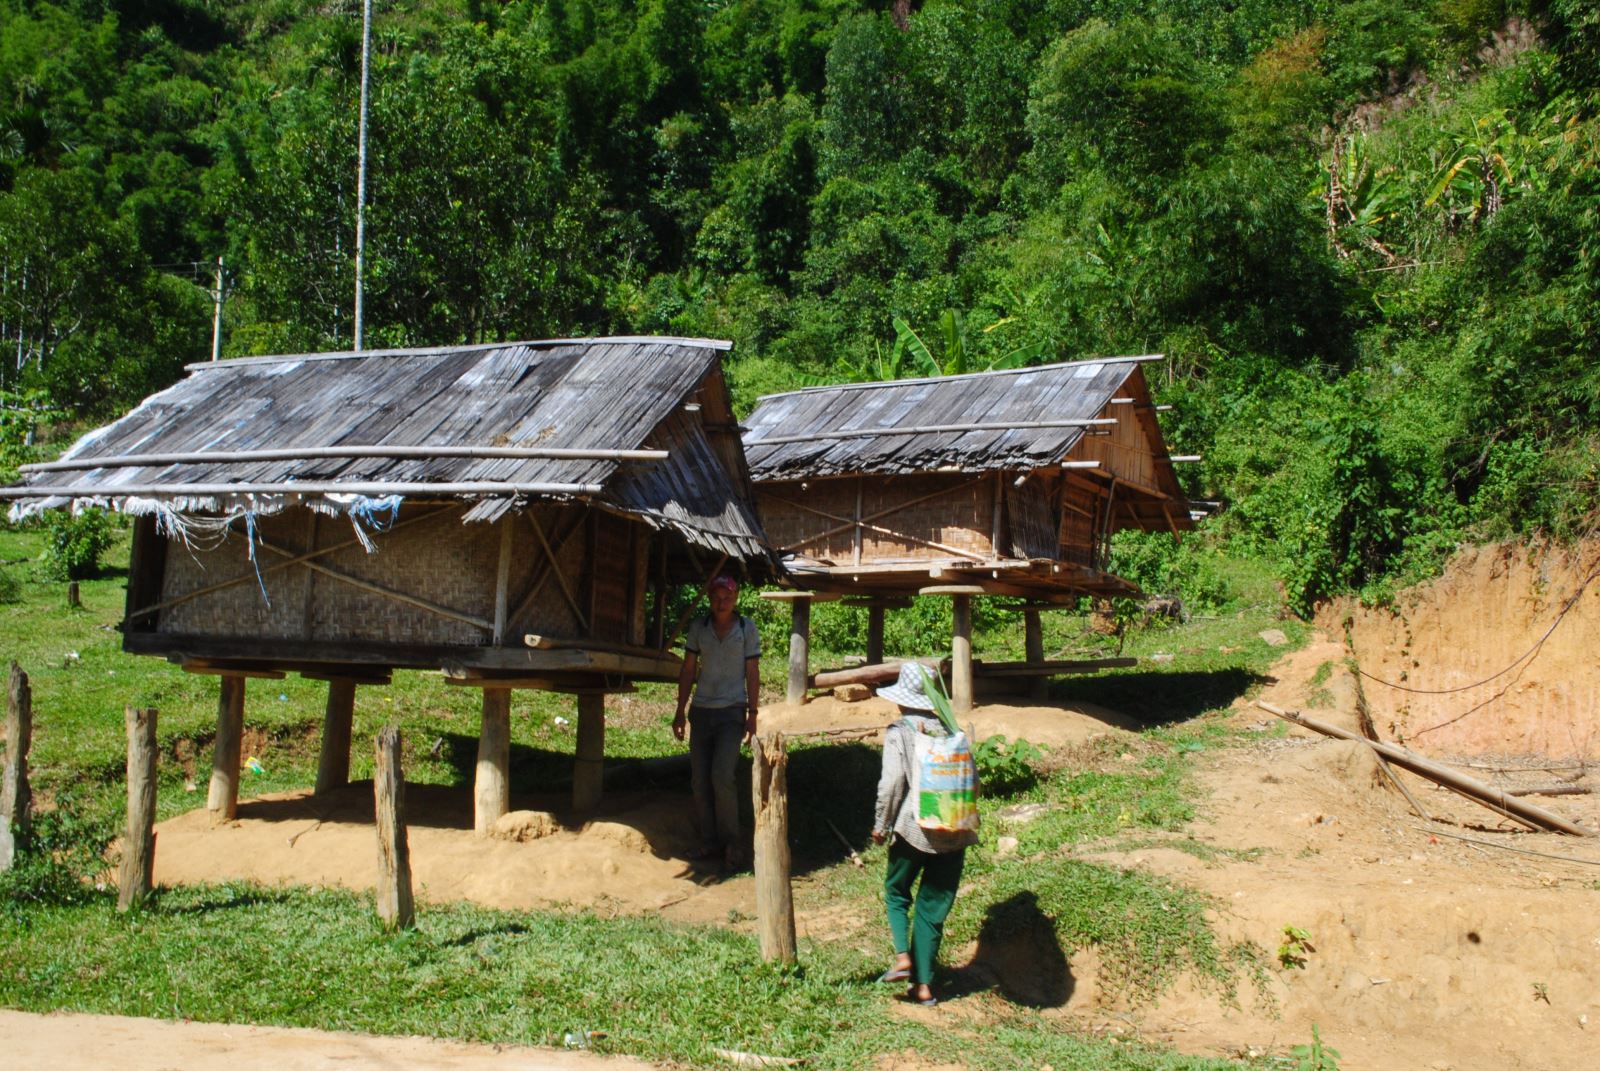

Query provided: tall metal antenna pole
[210,256,224,362]
[353,0,373,352]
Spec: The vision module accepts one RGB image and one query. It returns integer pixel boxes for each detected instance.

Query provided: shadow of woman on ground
[957,890,1073,1008]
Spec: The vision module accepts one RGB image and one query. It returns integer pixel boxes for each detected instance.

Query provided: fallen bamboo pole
[1257,702,1591,837]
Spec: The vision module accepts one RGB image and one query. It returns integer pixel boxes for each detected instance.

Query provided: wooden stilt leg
[951,595,973,716]
[315,679,357,796]
[207,675,245,824]
[787,597,811,705]
[866,605,885,666]
[474,688,511,835]
[119,706,158,912]
[1025,610,1047,702]
[573,691,605,811]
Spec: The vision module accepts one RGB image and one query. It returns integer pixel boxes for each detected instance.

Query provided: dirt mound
[1325,538,1600,758]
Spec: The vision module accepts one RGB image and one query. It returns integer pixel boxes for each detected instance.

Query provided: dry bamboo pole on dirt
[1,662,34,873]
[1258,702,1592,837]
[1508,785,1591,797]
[118,707,158,912]
[808,657,944,691]
[753,732,796,964]
[206,675,246,824]
[374,726,415,930]
[475,688,511,835]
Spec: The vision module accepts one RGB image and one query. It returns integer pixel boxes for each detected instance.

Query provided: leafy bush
[40,508,116,581]
[973,734,1046,797]
[0,791,115,916]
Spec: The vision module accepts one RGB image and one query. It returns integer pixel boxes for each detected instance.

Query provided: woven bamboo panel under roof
[5,337,770,567]
[743,355,1185,498]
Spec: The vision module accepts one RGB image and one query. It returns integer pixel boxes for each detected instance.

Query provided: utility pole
[353,0,373,352]
[210,256,225,362]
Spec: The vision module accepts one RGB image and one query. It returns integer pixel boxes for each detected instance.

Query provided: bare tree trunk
[118,707,158,911]
[373,726,415,929]
[753,733,796,964]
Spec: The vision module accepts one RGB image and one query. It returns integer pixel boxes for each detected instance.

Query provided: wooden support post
[787,597,811,705]
[206,675,245,824]
[118,706,158,912]
[752,732,796,965]
[1024,610,1047,702]
[373,725,415,930]
[573,691,605,811]
[474,688,511,835]
[866,605,885,666]
[315,679,357,796]
[67,581,81,608]
[1,662,34,873]
[951,595,973,716]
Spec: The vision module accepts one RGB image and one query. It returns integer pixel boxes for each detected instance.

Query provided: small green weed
[1278,925,1314,969]
[1290,1024,1341,1070]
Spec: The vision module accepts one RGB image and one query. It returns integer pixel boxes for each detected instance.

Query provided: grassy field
[0,518,1304,1070]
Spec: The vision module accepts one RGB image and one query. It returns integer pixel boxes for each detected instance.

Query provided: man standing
[674,574,760,868]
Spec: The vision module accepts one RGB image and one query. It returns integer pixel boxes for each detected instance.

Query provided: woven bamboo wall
[1058,479,1099,567]
[1073,388,1160,490]
[151,501,642,649]
[758,473,996,564]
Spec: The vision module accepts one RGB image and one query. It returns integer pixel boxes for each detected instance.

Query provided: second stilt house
[741,356,1198,711]
[4,336,772,831]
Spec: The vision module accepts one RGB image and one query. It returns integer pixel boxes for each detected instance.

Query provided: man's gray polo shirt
[684,614,759,709]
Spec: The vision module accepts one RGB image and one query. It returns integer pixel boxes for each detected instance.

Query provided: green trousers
[884,838,967,985]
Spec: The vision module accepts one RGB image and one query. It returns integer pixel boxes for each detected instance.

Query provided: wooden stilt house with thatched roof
[741,355,1199,711]
[3,336,772,832]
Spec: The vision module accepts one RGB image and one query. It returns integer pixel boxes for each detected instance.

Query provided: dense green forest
[1,0,1596,611]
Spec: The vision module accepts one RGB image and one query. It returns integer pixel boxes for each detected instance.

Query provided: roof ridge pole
[352,0,373,352]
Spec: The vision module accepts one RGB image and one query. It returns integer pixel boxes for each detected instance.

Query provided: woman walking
[871,663,979,1006]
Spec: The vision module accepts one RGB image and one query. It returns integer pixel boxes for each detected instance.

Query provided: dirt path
[1,1009,654,1071]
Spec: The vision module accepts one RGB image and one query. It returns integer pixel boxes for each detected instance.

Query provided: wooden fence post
[753,732,796,964]
[1,662,33,873]
[206,674,245,824]
[118,706,158,912]
[374,726,415,930]
[475,687,511,835]
[67,581,81,608]
[315,679,357,796]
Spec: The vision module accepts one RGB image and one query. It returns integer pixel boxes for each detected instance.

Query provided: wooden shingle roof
[743,356,1174,484]
[7,337,769,562]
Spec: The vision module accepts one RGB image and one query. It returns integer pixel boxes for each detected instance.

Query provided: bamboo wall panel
[758,474,993,565]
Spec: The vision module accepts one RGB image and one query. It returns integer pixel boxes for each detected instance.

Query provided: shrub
[974,734,1046,797]
[40,508,116,581]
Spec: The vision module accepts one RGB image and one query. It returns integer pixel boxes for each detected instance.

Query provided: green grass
[0,528,1305,1069]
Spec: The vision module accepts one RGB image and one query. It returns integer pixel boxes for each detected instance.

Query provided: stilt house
[4,336,771,829]
[740,355,1197,710]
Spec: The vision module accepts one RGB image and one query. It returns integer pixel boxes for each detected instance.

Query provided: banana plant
[1425,110,1532,226]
